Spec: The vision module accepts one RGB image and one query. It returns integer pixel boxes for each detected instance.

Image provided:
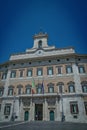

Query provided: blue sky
[0,0,87,64]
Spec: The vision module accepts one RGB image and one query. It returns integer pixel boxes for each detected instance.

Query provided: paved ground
[0,121,87,130]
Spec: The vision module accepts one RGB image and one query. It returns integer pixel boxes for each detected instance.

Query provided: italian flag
[32,78,35,94]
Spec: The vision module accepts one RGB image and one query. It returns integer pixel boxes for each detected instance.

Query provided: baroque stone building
[0,32,87,123]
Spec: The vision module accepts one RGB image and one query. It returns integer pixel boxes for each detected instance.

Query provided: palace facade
[0,32,87,123]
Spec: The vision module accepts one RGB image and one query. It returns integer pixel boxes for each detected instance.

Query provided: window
[81,81,87,93]
[68,82,75,93]
[58,66,62,74]
[8,88,13,96]
[38,40,42,49]
[0,88,4,96]
[47,83,54,93]
[78,66,85,73]
[69,85,75,93]
[18,88,22,95]
[47,67,53,75]
[17,85,23,95]
[26,88,31,94]
[66,66,72,73]
[70,102,79,114]
[48,86,54,93]
[20,70,23,77]
[59,85,63,93]
[10,71,16,78]
[36,84,43,94]
[37,68,43,76]
[57,82,64,93]
[4,104,11,115]
[37,87,42,94]
[84,102,87,115]
[2,72,7,79]
[27,69,32,77]
[25,85,31,94]
[82,85,87,93]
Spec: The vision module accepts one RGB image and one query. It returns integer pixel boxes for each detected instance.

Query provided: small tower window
[38,40,42,49]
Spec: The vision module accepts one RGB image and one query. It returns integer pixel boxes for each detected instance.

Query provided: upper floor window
[8,86,14,96]
[17,85,23,95]
[57,82,64,93]
[19,70,23,77]
[2,72,7,79]
[37,68,43,76]
[70,102,79,114]
[66,66,72,73]
[68,82,75,93]
[82,85,87,93]
[57,66,62,74]
[47,67,53,75]
[18,88,22,95]
[48,86,54,93]
[4,104,11,115]
[25,85,31,94]
[0,87,4,96]
[47,83,54,93]
[10,71,16,78]
[69,85,75,93]
[36,84,42,94]
[38,40,42,49]
[81,81,87,93]
[26,88,31,94]
[27,69,32,77]
[78,66,85,73]
[59,85,63,93]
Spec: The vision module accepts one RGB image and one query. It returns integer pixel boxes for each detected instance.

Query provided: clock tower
[33,32,48,49]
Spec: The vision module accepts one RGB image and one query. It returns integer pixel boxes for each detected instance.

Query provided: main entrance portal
[35,104,43,120]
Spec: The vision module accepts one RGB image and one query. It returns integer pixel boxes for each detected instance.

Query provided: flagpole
[31,77,35,121]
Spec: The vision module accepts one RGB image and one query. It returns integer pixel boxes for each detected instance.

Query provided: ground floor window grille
[70,102,79,114]
[4,104,11,115]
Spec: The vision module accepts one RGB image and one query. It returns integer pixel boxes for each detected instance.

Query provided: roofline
[10,46,75,56]
[0,53,87,66]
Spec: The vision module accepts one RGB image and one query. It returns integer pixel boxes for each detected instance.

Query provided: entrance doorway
[24,111,29,121]
[35,104,43,120]
[50,110,54,121]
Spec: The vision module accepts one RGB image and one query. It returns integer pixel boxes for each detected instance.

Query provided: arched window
[36,83,42,94]
[57,82,64,93]
[47,83,54,93]
[25,84,31,94]
[8,85,14,96]
[38,40,42,49]
[17,85,23,95]
[81,81,87,93]
[68,81,75,93]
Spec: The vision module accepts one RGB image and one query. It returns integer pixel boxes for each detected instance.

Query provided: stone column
[30,99,35,121]
[3,69,11,97]
[44,98,48,121]
[55,97,60,121]
[72,63,82,93]
[19,98,24,121]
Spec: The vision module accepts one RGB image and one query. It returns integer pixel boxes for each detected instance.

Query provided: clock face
[36,50,43,56]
